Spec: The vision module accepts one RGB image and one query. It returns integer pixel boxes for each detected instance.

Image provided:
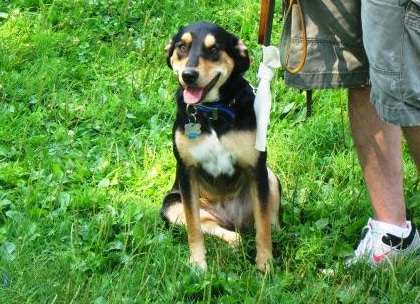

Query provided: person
[279,0,420,264]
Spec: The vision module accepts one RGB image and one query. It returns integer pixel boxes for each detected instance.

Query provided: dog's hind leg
[161,192,241,246]
[199,211,242,245]
[161,190,185,225]
[164,205,240,241]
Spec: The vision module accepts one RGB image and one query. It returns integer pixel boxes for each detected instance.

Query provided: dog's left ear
[231,38,252,73]
[165,39,175,69]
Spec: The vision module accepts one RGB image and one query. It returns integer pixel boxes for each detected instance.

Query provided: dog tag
[184,123,201,139]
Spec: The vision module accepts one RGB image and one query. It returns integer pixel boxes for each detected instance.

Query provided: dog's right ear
[165,39,175,69]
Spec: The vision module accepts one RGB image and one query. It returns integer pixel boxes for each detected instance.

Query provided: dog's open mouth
[183,74,221,104]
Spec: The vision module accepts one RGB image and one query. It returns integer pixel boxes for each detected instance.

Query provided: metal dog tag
[184,123,201,139]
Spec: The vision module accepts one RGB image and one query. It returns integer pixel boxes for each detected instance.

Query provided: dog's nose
[182,69,199,84]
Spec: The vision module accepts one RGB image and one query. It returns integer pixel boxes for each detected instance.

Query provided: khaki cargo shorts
[280,0,420,126]
[362,0,420,126]
[280,0,369,90]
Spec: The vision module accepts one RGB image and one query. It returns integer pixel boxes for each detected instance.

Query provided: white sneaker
[346,218,420,265]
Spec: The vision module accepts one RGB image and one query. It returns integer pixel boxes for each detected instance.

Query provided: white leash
[254,46,281,151]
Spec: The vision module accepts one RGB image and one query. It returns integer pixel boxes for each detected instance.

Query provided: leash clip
[186,104,197,122]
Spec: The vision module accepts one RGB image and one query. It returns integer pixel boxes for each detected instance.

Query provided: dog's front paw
[189,256,208,272]
[256,253,274,273]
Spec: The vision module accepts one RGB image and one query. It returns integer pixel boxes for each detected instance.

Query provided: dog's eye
[177,42,188,53]
[179,44,187,52]
[176,42,188,54]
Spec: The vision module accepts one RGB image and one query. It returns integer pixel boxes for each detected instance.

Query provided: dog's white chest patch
[190,130,236,177]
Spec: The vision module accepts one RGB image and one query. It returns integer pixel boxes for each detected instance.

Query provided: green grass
[0,0,419,303]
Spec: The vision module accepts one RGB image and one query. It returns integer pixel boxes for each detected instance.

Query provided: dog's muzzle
[182,73,221,104]
[182,68,199,85]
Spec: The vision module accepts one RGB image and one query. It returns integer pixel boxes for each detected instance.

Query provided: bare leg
[403,126,420,174]
[348,88,406,227]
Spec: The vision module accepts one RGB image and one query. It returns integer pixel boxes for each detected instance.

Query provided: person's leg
[347,88,420,265]
[403,127,420,173]
[348,87,407,227]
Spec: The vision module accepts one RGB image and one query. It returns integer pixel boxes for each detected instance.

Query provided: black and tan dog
[161,21,281,272]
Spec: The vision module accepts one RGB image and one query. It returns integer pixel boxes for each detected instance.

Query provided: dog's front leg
[180,168,207,271]
[252,189,273,272]
[252,161,273,272]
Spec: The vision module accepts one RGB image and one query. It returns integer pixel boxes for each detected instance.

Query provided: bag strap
[280,0,307,74]
[281,0,312,117]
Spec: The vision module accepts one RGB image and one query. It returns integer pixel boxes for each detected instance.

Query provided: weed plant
[0,0,419,303]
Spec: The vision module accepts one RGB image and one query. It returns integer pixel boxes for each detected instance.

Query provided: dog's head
[165,21,251,104]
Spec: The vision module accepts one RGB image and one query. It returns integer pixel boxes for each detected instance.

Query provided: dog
[161,21,281,272]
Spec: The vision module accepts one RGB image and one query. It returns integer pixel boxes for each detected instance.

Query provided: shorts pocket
[370,66,403,110]
[401,2,420,107]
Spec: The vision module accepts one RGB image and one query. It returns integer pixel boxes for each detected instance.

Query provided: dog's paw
[224,231,242,247]
[189,256,208,272]
[256,254,274,274]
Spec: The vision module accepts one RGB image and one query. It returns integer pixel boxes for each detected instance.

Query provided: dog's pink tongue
[183,88,203,104]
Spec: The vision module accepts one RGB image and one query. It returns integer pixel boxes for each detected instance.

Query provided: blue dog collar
[195,102,236,120]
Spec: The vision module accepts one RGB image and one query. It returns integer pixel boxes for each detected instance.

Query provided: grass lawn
[1,0,419,303]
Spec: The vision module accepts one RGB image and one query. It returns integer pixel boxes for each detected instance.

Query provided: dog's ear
[165,39,175,69]
[230,38,252,73]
